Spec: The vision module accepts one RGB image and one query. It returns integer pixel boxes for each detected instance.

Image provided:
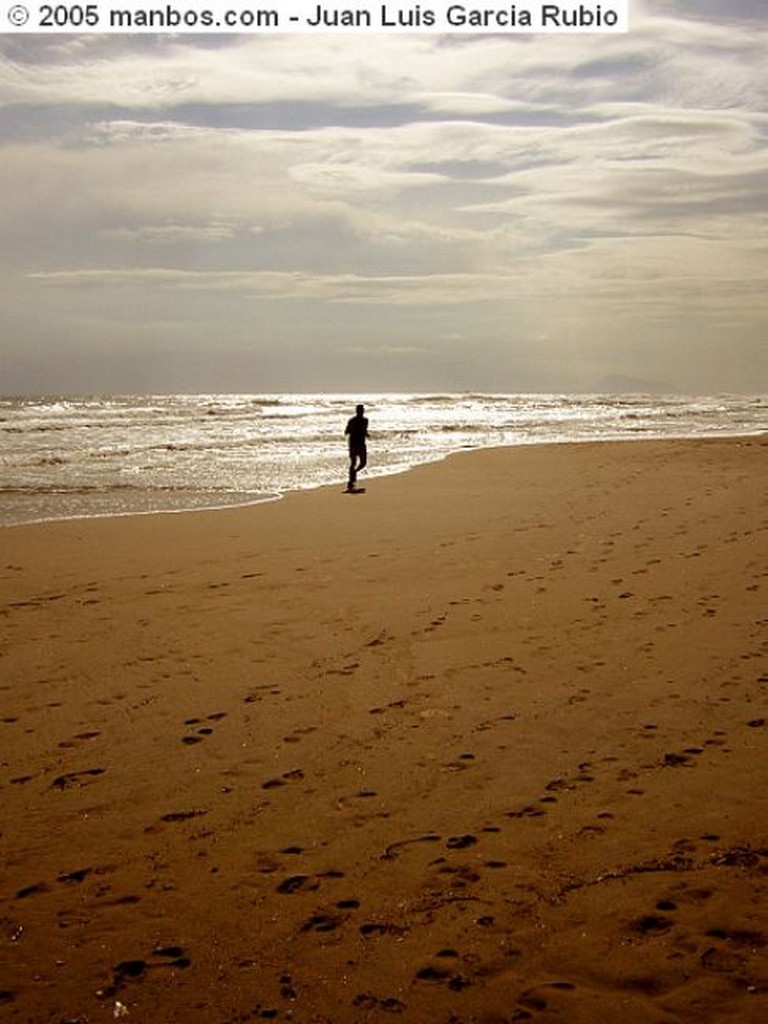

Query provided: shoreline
[1,436,766,1023]
[2,428,766,530]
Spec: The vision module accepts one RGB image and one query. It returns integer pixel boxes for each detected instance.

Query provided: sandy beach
[1,437,766,1024]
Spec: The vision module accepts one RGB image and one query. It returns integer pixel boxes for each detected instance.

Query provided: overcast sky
[1,1,766,395]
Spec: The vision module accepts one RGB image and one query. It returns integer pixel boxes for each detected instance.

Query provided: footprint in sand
[244,685,282,704]
[661,751,697,768]
[507,805,547,820]
[276,876,315,892]
[160,809,208,823]
[445,834,478,850]
[474,713,518,733]
[283,725,317,744]
[630,914,674,936]
[544,777,575,794]
[442,753,476,772]
[360,921,408,938]
[262,768,305,790]
[381,834,441,861]
[300,913,342,933]
[414,963,471,991]
[353,993,406,1013]
[58,733,101,749]
[516,981,576,1016]
[436,864,481,885]
[15,882,50,899]
[276,869,345,895]
[58,867,94,884]
[51,767,105,790]
[369,699,406,715]
[656,899,678,911]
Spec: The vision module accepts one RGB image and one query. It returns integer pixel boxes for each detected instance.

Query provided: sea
[1,393,765,527]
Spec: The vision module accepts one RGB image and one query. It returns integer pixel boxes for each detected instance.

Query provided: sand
[1,437,766,1024]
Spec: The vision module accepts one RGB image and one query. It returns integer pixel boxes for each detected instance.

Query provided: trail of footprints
[265,826,766,1019]
[503,715,763,820]
[9,828,764,1021]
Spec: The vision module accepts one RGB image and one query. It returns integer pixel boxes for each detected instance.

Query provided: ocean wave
[2,391,765,526]
[0,481,254,496]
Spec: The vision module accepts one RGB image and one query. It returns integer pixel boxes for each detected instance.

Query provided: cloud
[1,6,767,394]
[26,268,515,305]
[102,222,237,243]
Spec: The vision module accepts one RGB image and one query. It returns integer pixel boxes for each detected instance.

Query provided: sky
[1,1,767,395]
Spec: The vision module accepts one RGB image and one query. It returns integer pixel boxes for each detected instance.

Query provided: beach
[1,437,766,1023]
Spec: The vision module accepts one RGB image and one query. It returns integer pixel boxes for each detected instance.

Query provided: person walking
[345,404,369,492]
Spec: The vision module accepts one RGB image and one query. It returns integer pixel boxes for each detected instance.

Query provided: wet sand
[1,437,766,1023]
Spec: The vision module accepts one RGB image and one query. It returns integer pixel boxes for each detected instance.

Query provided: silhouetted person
[345,404,369,491]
